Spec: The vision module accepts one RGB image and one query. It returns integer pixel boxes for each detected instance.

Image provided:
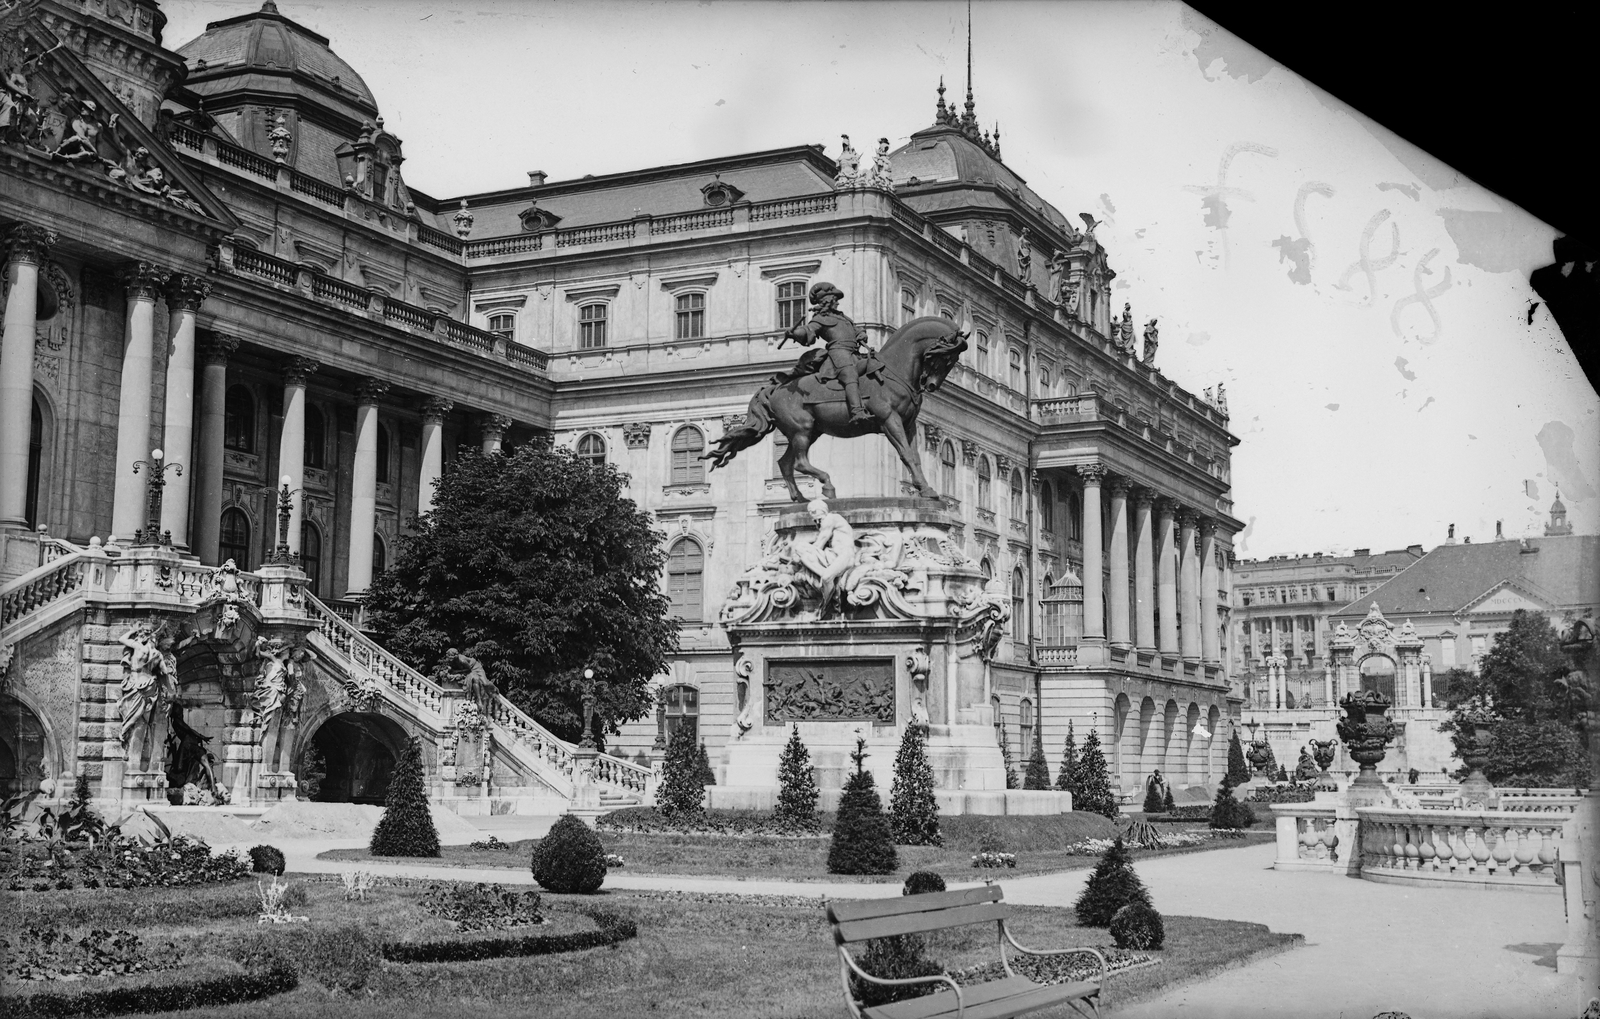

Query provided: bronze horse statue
[702,317,968,502]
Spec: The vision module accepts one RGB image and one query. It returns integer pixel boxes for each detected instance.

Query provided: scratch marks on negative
[1390,248,1452,343]
[1395,357,1416,382]
[1183,142,1278,229]
[1536,422,1596,500]
[1377,182,1420,201]
[1334,210,1401,303]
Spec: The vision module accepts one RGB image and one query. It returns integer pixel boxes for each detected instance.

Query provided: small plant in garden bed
[248,845,286,876]
[341,869,377,901]
[419,881,544,933]
[467,834,510,851]
[1247,782,1316,804]
[530,814,607,893]
[970,851,1017,868]
[3,832,250,891]
[597,806,827,838]
[2,927,179,982]
[256,876,309,924]
[603,853,625,867]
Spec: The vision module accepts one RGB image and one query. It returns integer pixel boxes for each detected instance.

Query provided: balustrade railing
[304,593,445,717]
[436,317,495,353]
[463,234,543,258]
[418,224,464,254]
[749,193,837,221]
[650,208,734,234]
[1036,394,1100,424]
[505,344,551,371]
[289,169,346,207]
[381,297,435,332]
[1358,808,1566,889]
[556,221,636,247]
[216,140,278,179]
[167,122,206,151]
[310,274,368,308]
[1,553,88,631]
[1035,646,1078,665]
[232,246,298,286]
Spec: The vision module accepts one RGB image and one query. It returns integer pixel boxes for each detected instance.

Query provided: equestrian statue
[702,282,968,502]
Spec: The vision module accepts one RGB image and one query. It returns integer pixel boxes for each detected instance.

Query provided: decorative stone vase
[1308,738,1341,792]
[1335,691,1397,806]
[1246,740,1275,776]
[1456,713,1498,810]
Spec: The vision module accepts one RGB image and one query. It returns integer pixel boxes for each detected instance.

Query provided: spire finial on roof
[963,0,977,127]
[936,75,948,121]
[260,0,280,12]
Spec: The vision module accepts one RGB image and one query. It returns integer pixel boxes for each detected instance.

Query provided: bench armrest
[838,946,966,1018]
[1000,922,1109,985]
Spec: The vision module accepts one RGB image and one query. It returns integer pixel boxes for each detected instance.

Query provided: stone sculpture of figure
[1078,212,1101,239]
[1215,382,1228,412]
[51,97,116,164]
[268,112,291,162]
[119,622,178,771]
[835,134,860,187]
[1146,769,1167,804]
[252,635,307,772]
[868,137,893,191]
[1294,745,1319,782]
[784,281,874,423]
[1142,318,1159,364]
[1016,227,1032,280]
[1,68,41,145]
[1119,303,1135,353]
[1047,250,1068,304]
[1203,386,1214,404]
[442,647,497,715]
[973,574,1012,662]
[126,147,165,194]
[164,703,225,803]
[789,498,857,617]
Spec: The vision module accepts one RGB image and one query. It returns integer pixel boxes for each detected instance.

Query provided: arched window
[25,396,43,529]
[980,558,993,584]
[977,457,992,508]
[1039,368,1051,395]
[670,426,706,485]
[1009,347,1024,391]
[576,432,607,466]
[991,694,1004,747]
[1068,490,1083,541]
[1039,481,1054,533]
[1009,470,1024,522]
[376,424,391,484]
[304,405,326,470]
[939,441,957,496]
[674,292,706,340]
[1011,567,1026,638]
[1020,697,1035,759]
[579,303,608,349]
[975,331,990,375]
[938,306,955,321]
[776,280,806,330]
[666,537,704,622]
[220,508,251,569]
[658,684,700,742]
[488,313,515,340]
[300,522,322,597]
[225,385,255,453]
[372,533,386,576]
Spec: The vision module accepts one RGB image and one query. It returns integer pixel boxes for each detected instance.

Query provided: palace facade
[1,1,1243,809]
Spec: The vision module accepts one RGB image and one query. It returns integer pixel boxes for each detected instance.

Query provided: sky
[160,0,1600,560]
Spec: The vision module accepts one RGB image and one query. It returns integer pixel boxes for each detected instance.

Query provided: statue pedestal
[719,497,1007,806]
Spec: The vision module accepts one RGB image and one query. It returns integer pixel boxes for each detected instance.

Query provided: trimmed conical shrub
[828,736,898,875]
[658,722,705,816]
[1210,780,1256,830]
[1055,721,1079,794]
[697,739,717,786]
[774,725,820,829]
[998,721,1019,789]
[1073,728,1119,819]
[1226,730,1251,786]
[1073,836,1152,927]
[1142,778,1165,814]
[530,814,607,893]
[1023,732,1051,790]
[890,724,942,846]
[370,736,440,857]
[1162,786,1175,813]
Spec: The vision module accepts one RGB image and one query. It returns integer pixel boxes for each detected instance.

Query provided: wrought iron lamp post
[265,475,302,566]
[132,449,181,546]
[579,667,598,750]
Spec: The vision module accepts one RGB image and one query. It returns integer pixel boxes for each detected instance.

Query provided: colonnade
[1,224,515,597]
[1073,461,1227,665]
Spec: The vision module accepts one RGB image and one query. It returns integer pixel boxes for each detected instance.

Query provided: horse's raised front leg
[880,413,937,498]
[789,430,835,499]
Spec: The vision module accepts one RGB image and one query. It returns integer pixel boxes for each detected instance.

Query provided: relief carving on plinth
[764,659,895,725]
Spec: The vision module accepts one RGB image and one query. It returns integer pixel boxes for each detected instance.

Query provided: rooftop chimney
[527,170,547,186]
[1495,520,1504,541]
[1406,544,1424,556]
[1353,548,1370,557]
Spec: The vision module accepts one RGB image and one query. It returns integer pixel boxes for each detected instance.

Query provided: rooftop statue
[835,134,860,187]
[703,282,967,502]
[1142,318,1159,364]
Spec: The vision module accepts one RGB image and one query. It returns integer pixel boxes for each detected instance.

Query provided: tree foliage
[1209,780,1256,830]
[366,445,678,742]
[530,814,607,894]
[370,737,440,857]
[657,722,705,817]
[998,721,1019,790]
[828,737,898,875]
[1023,732,1051,790]
[1073,729,1118,819]
[1073,837,1152,927]
[890,724,942,846]
[1225,730,1252,786]
[697,740,717,787]
[774,726,820,828]
[1055,722,1079,794]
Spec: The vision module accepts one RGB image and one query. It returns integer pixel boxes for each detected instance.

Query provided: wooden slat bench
[826,884,1106,1019]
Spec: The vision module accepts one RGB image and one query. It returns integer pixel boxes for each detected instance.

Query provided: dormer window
[701,176,745,207]
[520,201,562,233]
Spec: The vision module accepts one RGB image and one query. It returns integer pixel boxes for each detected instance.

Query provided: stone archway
[0,693,54,796]
[1358,653,1397,701]
[306,712,410,805]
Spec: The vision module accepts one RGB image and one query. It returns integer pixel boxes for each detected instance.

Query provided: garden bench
[827,884,1106,1019]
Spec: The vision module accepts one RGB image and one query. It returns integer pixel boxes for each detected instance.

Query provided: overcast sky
[161,0,1600,559]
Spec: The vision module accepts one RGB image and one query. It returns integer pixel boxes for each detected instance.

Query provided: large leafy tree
[1477,610,1575,722]
[366,445,679,743]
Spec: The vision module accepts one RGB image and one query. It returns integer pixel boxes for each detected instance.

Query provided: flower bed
[970,851,1018,868]
[596,806,825,838]
[2,834,251,892]
[1064,830,1245,855]
[1247,783,1317,804]
[949,945,1158,987]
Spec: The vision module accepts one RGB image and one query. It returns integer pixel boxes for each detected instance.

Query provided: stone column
[346,379,388,596]
[158,276,210,551]
[1107,479,1131,648]
[481,413,511,453]
[1156,499,1178,656]
[111,263,171,541]
[1421,656,1433,709]
[1133,489,1155,653]
[1178,511,1201,661]
[1201,522,1220,665]
[191,334,239,566]
[0,225,54,530]
[1077,463,1105,642]
[277,358,319,554]
[1324,661,1335,707]
[418,397,453,517]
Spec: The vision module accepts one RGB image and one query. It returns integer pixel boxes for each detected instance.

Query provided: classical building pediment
[1,9,236,231]
[1460,579,1554,616]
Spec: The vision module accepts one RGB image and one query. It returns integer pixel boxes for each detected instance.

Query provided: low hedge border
[379,909,638,964]
[0,964,296,1019]
[596,806,825,838]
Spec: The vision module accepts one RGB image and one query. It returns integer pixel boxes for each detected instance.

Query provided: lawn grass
[116,891,1300,1019]
[319,812,1275,882]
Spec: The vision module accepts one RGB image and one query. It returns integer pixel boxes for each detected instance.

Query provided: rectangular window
[776,281,806,330]
[488,313,515,340]
[579,303,608,349]
[901,289,917,325]
[1009,348,1024,391]
[976,331,990,375]
[675,292,706,340]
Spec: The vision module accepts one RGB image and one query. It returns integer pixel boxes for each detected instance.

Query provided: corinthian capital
[356,379,390,405]
[420,396,455,423]
[118,261,171,301]
[1177,509,1199,530]
[482,413,513,437]
[283,356,320,387]
[197,333,240,366]
[166,274,213,313]
[1075,461,1106,485]
[3,224,58,265]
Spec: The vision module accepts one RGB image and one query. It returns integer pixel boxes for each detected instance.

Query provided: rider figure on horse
[783,282,875,424]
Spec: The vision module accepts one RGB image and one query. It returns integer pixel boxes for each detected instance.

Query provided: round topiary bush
[530,814,607,893]
[902,871,946,896]
[1109,901,1165,950]
[248,845,286,876]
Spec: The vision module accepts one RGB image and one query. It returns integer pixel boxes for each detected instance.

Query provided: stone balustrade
[1357,808,1566,891]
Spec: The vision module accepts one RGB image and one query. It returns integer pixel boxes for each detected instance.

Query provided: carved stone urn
[1456,710,1499,810]
[1246,739,1275,777]
[1307,738,1341,793]
[1335,691,1397,806]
